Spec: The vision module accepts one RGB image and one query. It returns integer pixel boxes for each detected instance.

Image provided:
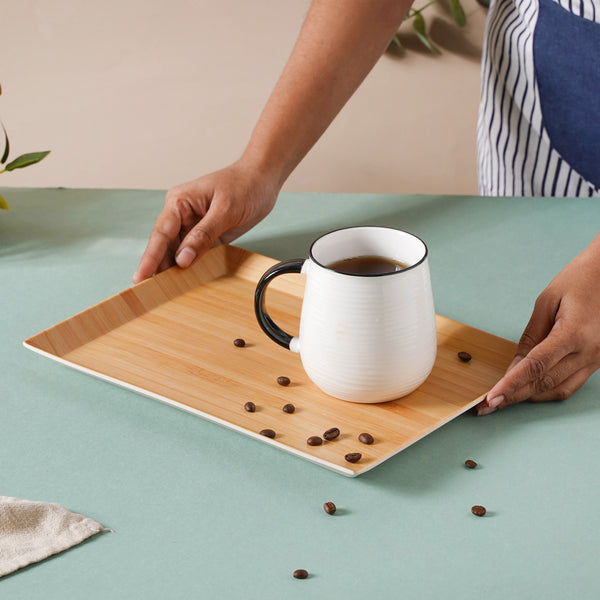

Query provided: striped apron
[477,0,600,196]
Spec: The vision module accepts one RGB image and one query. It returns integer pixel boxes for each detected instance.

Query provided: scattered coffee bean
[244,401,256,413]
[344,452,362,463]
[260,429,276,439]
[358,432,374,445]
[233,338,246,347]
[282,403,295,414]
[458,351,472,362]
[293,569,309,579]
[323,501,337,515]
[277,376,291,386]
[465,459,478,469]
[471,505,486,517]
[307,436,323,446]
[323,427,340,441]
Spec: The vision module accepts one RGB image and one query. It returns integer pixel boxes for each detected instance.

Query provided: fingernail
[176,247,196,268]
[477,404,498,416]
[487,394,505,409]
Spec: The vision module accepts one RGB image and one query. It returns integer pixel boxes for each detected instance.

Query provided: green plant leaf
[0,194,9,210]
[412,13,441,54]
[412,11,426,34]
[450,0,467,26]
[3,150,50,172]
[392,34,403,48]
[1,121,9,164]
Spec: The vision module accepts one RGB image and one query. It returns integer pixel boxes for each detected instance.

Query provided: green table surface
[1,188,599,599]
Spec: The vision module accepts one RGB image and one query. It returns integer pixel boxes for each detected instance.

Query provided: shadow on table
[239,194,478,260]
[0,188,160,261]
[1,191,484,265]
[358,381,600,494]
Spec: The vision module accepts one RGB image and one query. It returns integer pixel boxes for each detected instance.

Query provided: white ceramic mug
[254,226,437,403]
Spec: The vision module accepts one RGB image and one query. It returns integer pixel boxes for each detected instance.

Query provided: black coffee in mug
[327,255,409,275]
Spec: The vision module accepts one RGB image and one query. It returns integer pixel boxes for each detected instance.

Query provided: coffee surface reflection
[327,255,408,275]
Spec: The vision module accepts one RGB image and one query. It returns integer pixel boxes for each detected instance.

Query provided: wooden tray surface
[24,245,517,476]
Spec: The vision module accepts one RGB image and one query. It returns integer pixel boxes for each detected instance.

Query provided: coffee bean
[233,338,246,347]
[458,351,472,362]
[344,452,362,463]
[244,401,256,413]
[358,432,374,445]
[323,427,340,441]
[471,505,486,517]
[282,403,295,414]
[277,376,291,386]
[323,501,337,515]
[307,436,323,446]
[465,459,478,469]
[293,569,308,579]
[260,429,276,439]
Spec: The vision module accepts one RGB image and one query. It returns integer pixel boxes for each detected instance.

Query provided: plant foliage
[0,87,50,210]
[393,0,470,54]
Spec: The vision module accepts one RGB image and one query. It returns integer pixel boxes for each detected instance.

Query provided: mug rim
[309,226,429,277]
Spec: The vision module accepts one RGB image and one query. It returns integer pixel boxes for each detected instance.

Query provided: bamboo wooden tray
[24,245,517,476]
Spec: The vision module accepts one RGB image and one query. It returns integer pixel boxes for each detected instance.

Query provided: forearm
[239,0,412,186]
[589,231,600,254]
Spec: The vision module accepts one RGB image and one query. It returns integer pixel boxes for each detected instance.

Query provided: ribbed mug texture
[290,228,436,403]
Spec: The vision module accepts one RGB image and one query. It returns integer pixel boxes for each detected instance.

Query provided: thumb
[175,209,225,268]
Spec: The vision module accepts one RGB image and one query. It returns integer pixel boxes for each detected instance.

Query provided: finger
[486,327,577,408]
[158,248,178,273]
[133,210,182,283]
[175,206,227,268]
[476,398,498,416]
[529,365,596,403]
[479,358,592,416]
[490,350,586,408]
[483,296,558,405]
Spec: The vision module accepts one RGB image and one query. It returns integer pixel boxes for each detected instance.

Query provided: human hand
[477,234,600,415]
[133,162,280,283]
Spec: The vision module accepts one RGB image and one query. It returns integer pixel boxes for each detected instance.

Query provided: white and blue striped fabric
[477,0,600,196]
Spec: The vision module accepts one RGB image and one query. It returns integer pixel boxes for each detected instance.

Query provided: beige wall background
[2,0,487,195]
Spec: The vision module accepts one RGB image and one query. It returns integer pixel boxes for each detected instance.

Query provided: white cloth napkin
[0,496,106,577]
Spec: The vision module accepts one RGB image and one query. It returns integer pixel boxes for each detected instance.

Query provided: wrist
[228,148,285,203]
[237,142,293,191]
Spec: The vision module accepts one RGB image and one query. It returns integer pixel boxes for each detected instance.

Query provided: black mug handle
[254,258,306,349]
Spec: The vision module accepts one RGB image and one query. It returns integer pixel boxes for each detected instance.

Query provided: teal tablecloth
[1,188,599,599]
